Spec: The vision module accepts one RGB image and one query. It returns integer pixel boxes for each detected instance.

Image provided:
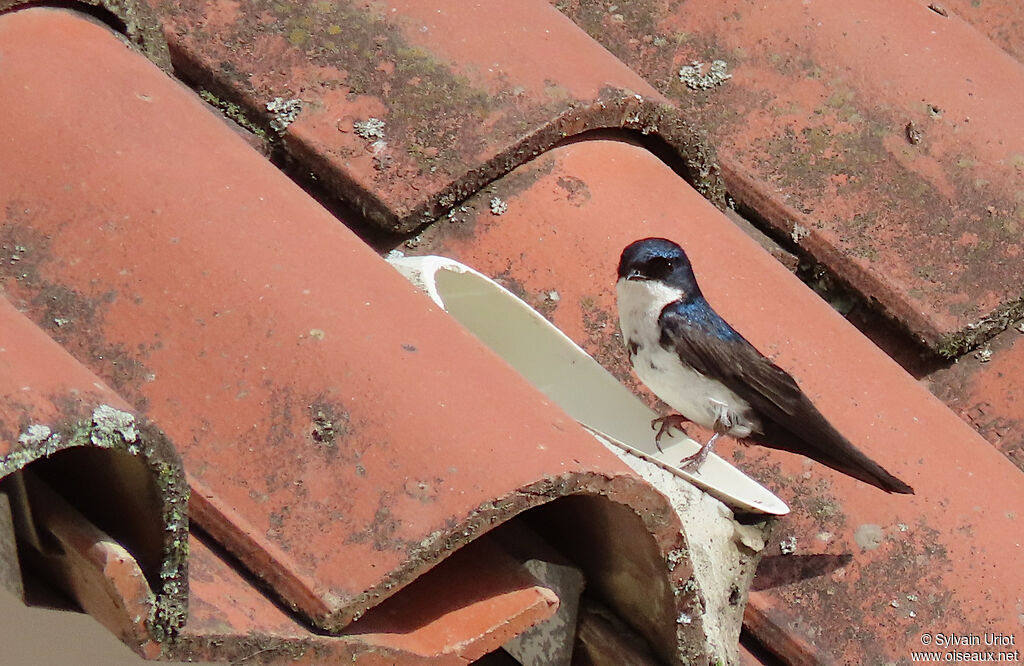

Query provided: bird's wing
[657,300,804,422]
[658,300,914,494]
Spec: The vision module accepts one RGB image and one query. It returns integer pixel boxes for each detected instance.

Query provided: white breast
[616,278,755,437]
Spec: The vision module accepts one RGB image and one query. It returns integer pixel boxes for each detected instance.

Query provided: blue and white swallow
[616,237,913,494]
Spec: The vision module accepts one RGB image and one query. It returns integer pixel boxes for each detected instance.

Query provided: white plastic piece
[390,255,789,516]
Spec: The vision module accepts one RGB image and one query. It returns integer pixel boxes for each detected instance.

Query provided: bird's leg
[679,405,733,472]
[650,414,690,452]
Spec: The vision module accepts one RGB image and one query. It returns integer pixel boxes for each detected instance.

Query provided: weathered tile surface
[555,0,1024,355]
[925,325,1024,470]
[0,8,692,658]
[147,0,722,232]
[0,299,188,647]
[410,138,1024,664]
[166,533,558,664]
[939,0,1024,62]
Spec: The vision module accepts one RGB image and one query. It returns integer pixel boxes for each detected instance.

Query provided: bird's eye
[647,256,673,277]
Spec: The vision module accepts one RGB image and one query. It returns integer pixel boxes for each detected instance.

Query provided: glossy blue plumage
[616,237,914,494]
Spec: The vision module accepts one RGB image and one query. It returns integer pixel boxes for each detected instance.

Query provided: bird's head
[617,238,698,293]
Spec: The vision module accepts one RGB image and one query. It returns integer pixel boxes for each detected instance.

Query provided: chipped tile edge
[283,90,726,233]
[1,404,189,648]
[296,471,699,661]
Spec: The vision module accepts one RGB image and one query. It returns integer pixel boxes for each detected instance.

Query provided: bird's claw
[650,414,689,453]
[678,448,709,471]
[678,432,720,473]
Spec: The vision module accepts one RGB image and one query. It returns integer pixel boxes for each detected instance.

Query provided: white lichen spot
[780,535,797,555]
[53,317,70,328]
[92,404,138,447]
[791,223,811,243]
[18,424,52,447]
[679,59,732,90]
[385,249,405,260]
[446,205,470,223]
[489,197,508,215]
[975,347,993,363]
[666,548,686,570]
[353,117,386,140]
[676,611,692,625]
[546,290,560,303]
[854,523,885,550]
[906,593,918,602]
[266,97,303,132]
[897,523,909,532]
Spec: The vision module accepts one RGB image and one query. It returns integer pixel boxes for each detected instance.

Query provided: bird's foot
[651,414,690,452]
[679,433,720,473]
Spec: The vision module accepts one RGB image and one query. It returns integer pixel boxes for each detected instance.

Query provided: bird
[616,237,913,494]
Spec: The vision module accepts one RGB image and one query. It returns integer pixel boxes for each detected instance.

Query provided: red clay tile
[0,0,173,70]
[344,535,559,660]
[0,8,696,657]
[166,532,557,664]
[555,0,1024,355]
[18,473,160,658]
[925,325,1024,470]
[0,298,188,645]
[145,0,723,232]
[409,138,1024,663]
[938,0,1024,62]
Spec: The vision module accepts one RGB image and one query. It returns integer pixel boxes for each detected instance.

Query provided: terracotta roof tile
[938,0,1024,62]
[925,325,1024,470]
[0,7,710,660]
[145,0,723,232]
[5,0,1021,661]
[0,298,188,648]
[167,532,558,663]
[555,0,1024,355]
[409,137,1024,663]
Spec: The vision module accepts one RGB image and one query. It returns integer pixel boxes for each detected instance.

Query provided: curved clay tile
[140,0,725,231]
[556,0,1024,356]
[408,137,1024,665]
[0,9,754,662]
[0,298,188,654]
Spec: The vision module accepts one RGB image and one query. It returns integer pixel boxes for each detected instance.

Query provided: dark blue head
[617,238,700,293]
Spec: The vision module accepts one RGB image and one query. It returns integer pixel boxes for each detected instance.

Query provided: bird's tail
[757,406,914,495]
